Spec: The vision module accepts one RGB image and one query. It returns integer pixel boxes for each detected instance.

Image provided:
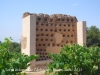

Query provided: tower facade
[21,12,86,69]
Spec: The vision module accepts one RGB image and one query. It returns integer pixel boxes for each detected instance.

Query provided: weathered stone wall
[35,13,78,61]
[22,12,86,69]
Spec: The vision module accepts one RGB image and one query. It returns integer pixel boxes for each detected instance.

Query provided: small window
[43,44,45,46]
[36,38,38,41]
[41,23,44,26]
[57,44,60,46]
[63,35,65,37]
[67,19,69,21]
[51,23,53,26]
[67,35,69,37]
[55,29,57,32]
[36,23,38,25]
[71,35,73,37]
[36,34,39,36]
[40,29,43,31]
[72,29,74,31]
[72,25,75,27]
[66,41,68,43]
[46,34,49,36]
[50,29,53,31]
[41,33,44,36]
[64,29,66,31]
[61,45,63,47]
[59,24,61,26]
[45,18,47,21]
[50,39,53,41]
[44,49,46,51]
[62,19,64,21]
[38,44,41,46]
[68,24,70,27]
[71,19,73,22]
[45,53,47,55]
[40,49,42,51]
[45,39,48,41]
[41,39,43,41]
[36,29,38,31]
[55,24,57,26]
[45,29,48,31]
[51,34,53,37]
[58,19,60,21]
[52,43,55,46]
[68,29,70,31]
[64,24,66,26]
[70,41,73,43]
[38,17,41,20]
[50,19,53,22]
[48,44,50,46]
[59,29,61,31]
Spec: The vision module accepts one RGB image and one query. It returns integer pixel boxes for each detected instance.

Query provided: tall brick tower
[21,12,86,70]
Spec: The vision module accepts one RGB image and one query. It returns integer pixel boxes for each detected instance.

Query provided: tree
[87,26,100,47]
[45,44,100,75]
[0,38,39,75]
[9,42,21,52]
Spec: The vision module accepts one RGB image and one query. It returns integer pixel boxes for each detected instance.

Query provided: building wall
[77,21,86,46]
[35,14,77,61]
[21,13,36,70]
[22,12,86,69]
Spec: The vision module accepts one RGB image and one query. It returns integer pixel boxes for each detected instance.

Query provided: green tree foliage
[45,44,100,75]
[9,42,21,52]
[87,26,100,47]
[0,37,39,75]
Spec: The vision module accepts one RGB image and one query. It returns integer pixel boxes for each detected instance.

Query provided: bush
[0,37,39,75]
[45,44,100,75]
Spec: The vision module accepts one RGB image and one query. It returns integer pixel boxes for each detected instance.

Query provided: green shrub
[0,37,39,75]
[45,44,100,75]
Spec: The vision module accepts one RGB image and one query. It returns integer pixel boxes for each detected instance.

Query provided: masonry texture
[21,12,86,69]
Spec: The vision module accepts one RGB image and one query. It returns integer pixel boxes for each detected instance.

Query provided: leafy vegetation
[45,44,100,75]
[0,37,39,75]
[9,42,21,52]
[87,26,100,47]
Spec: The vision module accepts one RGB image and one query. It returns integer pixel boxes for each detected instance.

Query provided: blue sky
[0,0,100,42]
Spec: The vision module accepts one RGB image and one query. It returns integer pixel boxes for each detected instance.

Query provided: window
[63,35,65,37]
[59,29,61,31]
[64,29,66,31]
[41,39,43,41]
[62,19,64,21]
[41,33,44,36]
[50,29,53,31]
[45,29,48,31]
[52,43,55,46]
[71,35,73,37]
[58,19,60,21]
[68,24,70,27]
[51,34,53,37]
[40,29,43,31]
[71,19,73,22]
[68,29,70,31]
[67,35,69,37]
[36,29,38,31]
[41,23,44,26]
[46,34,49,36]
[50,39,53,41]
[36,38,38,41]
[38,17,41,20]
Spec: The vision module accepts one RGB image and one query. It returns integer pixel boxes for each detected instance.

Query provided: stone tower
[21,12,86,70]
